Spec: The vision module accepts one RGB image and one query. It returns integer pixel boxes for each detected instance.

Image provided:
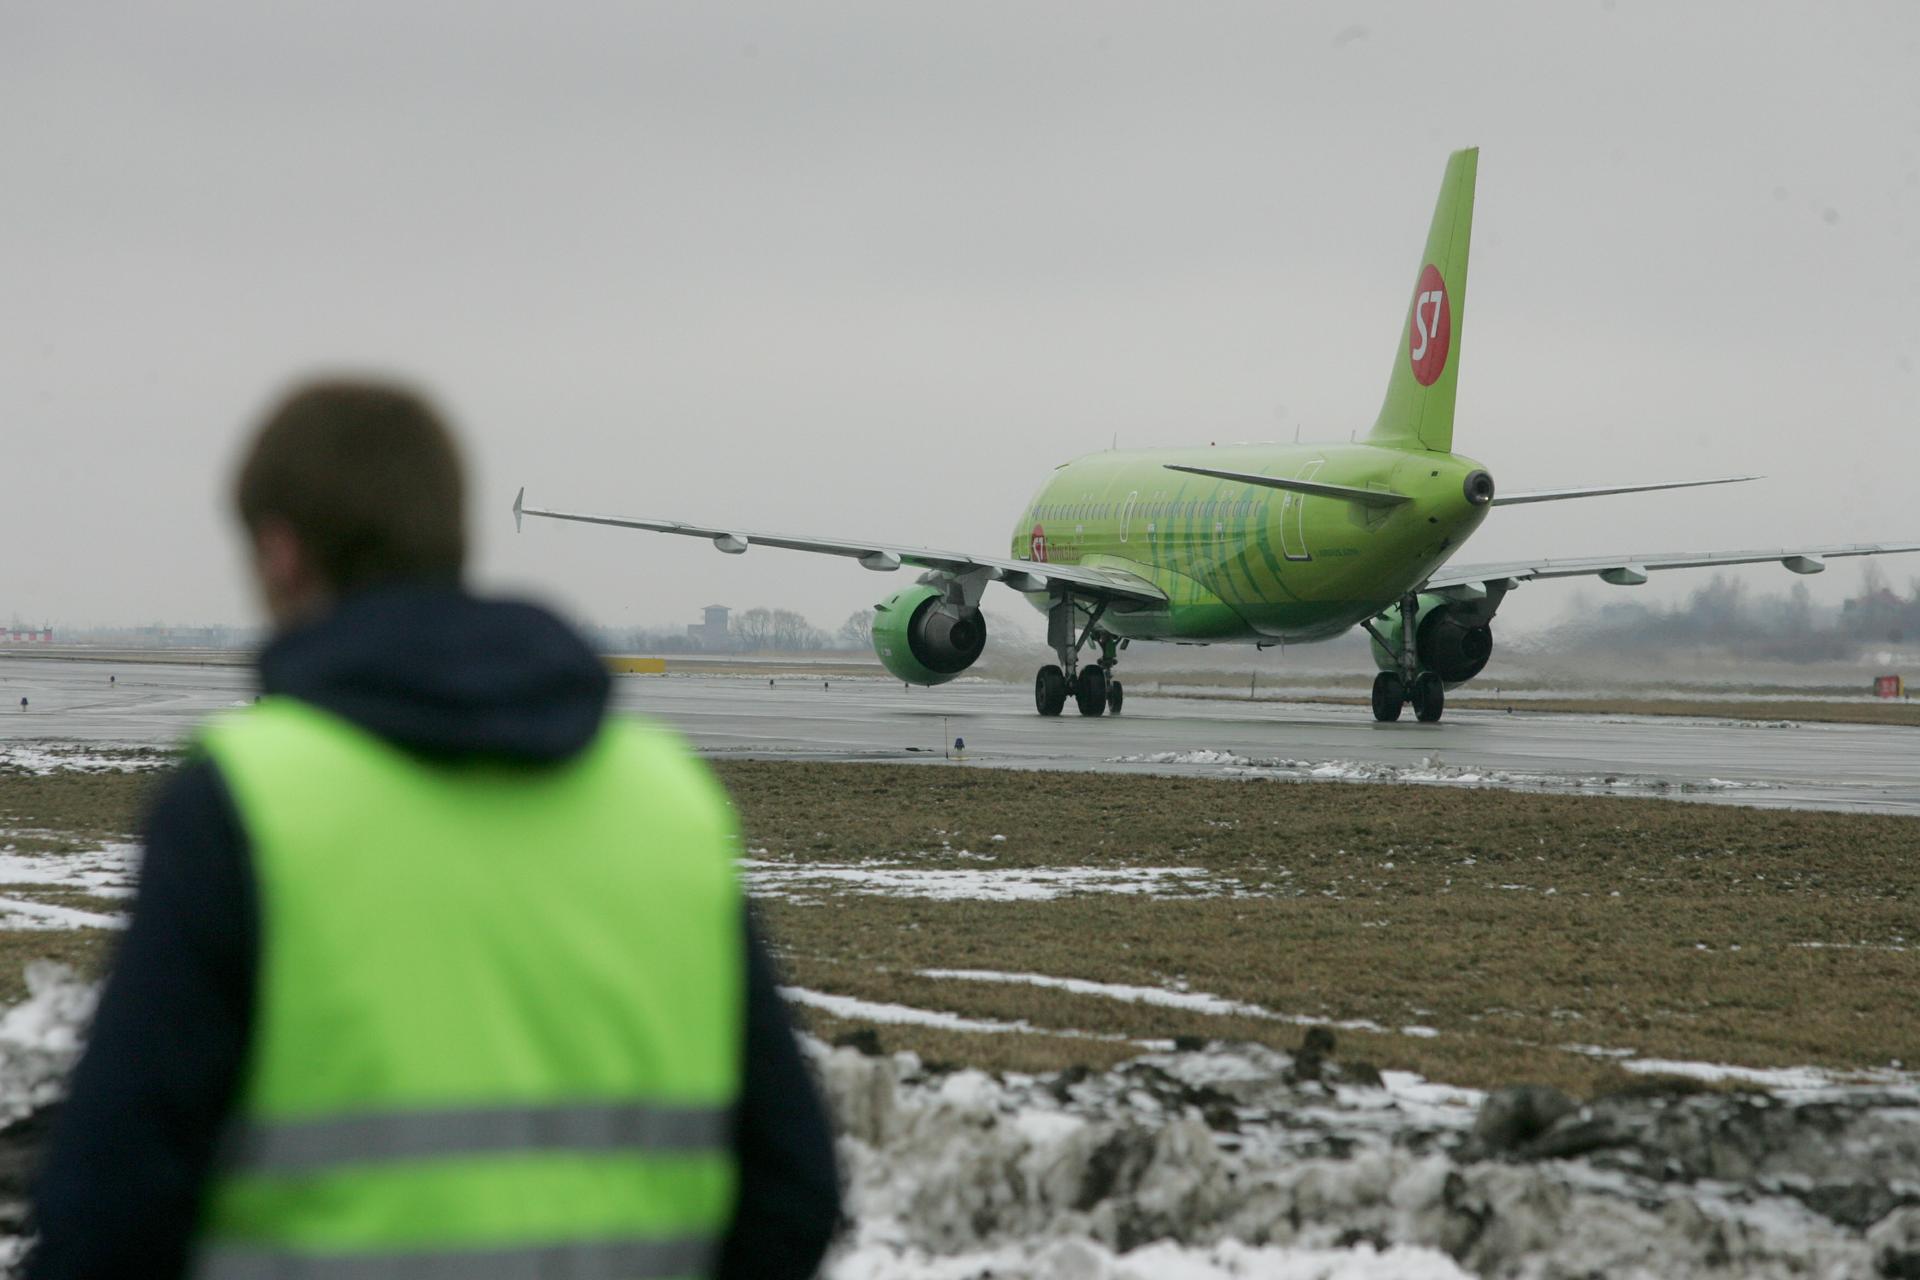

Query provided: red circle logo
[1407,263,1451,387]
[1029,524,1049,562]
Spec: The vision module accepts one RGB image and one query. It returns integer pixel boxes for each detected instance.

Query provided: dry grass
[719,762,1920,1094]
[4,761,1914,1098]
[0,768,153,996]
[0,769,155,853]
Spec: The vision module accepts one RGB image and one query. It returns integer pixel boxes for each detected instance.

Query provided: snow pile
[811,1037,1920,1279]
[0,968,1916,1276]
[0,963,96,1126]
[1117,749,1250,767]
[0,744,169,776]
[828,1236,1471,1278]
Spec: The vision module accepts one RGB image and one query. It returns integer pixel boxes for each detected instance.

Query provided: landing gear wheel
[1035,665,1068,716]
[1371,672,1405,723]
[1106,679,1124,715]
[1411,672,1445,723]
[1074,666,1109,717]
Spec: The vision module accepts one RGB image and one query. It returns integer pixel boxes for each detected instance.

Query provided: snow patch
[918,969,1269,1019]
[0,842,139,930]
[0,743,170,775]
[0,897,124,931]
[0,843,140,895]
[745,860,1223,902]
[1108,750,1776,796]
[780,986,1150,1046]
[1619,1056,1920,1093]
[914,969,1413,1039]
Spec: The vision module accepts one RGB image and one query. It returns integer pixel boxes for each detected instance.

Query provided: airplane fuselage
[1010,444,1492,643]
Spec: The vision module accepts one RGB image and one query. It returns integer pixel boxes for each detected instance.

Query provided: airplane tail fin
[1368,147,1477,454]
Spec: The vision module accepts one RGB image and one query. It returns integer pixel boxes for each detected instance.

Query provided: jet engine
[1368,593,1495,687]
[871,584,988,686]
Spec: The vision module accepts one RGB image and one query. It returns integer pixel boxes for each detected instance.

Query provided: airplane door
[1278,459,1322,562]
[1119,491,1138,543]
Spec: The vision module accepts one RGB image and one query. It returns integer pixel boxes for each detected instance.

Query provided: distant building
[0,627,52,644]
[687,605,730,649]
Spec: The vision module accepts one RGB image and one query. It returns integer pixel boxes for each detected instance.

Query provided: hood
[259,584,611,764]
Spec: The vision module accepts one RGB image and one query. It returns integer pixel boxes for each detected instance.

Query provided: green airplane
[516,148,1918,723]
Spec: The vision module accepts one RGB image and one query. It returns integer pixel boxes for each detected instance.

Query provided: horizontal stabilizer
[1491,475,1759,507]
[1162,465,1410,509]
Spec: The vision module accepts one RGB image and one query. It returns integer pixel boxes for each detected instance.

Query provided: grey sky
[5,2,1916,638]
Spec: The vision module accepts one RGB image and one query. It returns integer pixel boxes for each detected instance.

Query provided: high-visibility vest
[192,698,744,1280]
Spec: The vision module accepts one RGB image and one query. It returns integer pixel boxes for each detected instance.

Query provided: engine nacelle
[1368,594,1494,687]
[872,584,988,686]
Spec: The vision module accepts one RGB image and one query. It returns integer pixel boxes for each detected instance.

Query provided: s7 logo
[1411,289,1445,360]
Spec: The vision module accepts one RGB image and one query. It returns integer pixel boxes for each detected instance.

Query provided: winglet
[513,487,524,533]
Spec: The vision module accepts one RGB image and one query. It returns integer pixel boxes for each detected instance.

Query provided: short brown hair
[236,379,467,592]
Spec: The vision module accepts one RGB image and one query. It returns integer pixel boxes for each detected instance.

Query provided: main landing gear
[1362,593,1446,723]
[1371,670,1444,723]
[1034,593,1125,718]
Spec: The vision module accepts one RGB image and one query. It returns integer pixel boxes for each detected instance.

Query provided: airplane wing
[1429,542,1920,591]
[512,490,1167,606]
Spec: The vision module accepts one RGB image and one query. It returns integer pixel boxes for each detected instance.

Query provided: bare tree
[733,607,774,652]
[770,609,816,651]
[837,608,875,649]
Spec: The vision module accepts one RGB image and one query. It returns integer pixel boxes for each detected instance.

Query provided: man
[28,381,841,1278]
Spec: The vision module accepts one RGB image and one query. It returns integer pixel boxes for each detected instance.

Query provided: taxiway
[3,658,1914,813]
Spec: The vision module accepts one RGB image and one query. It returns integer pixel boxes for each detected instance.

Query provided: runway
[3,658,1916,814]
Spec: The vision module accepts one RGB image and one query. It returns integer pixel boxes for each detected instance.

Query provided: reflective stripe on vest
[195,699,744,1270]
[224,1101,734,1177]
[198,1235,713,1280]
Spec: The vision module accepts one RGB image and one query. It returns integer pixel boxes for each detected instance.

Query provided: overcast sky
[5,2,1916,640]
